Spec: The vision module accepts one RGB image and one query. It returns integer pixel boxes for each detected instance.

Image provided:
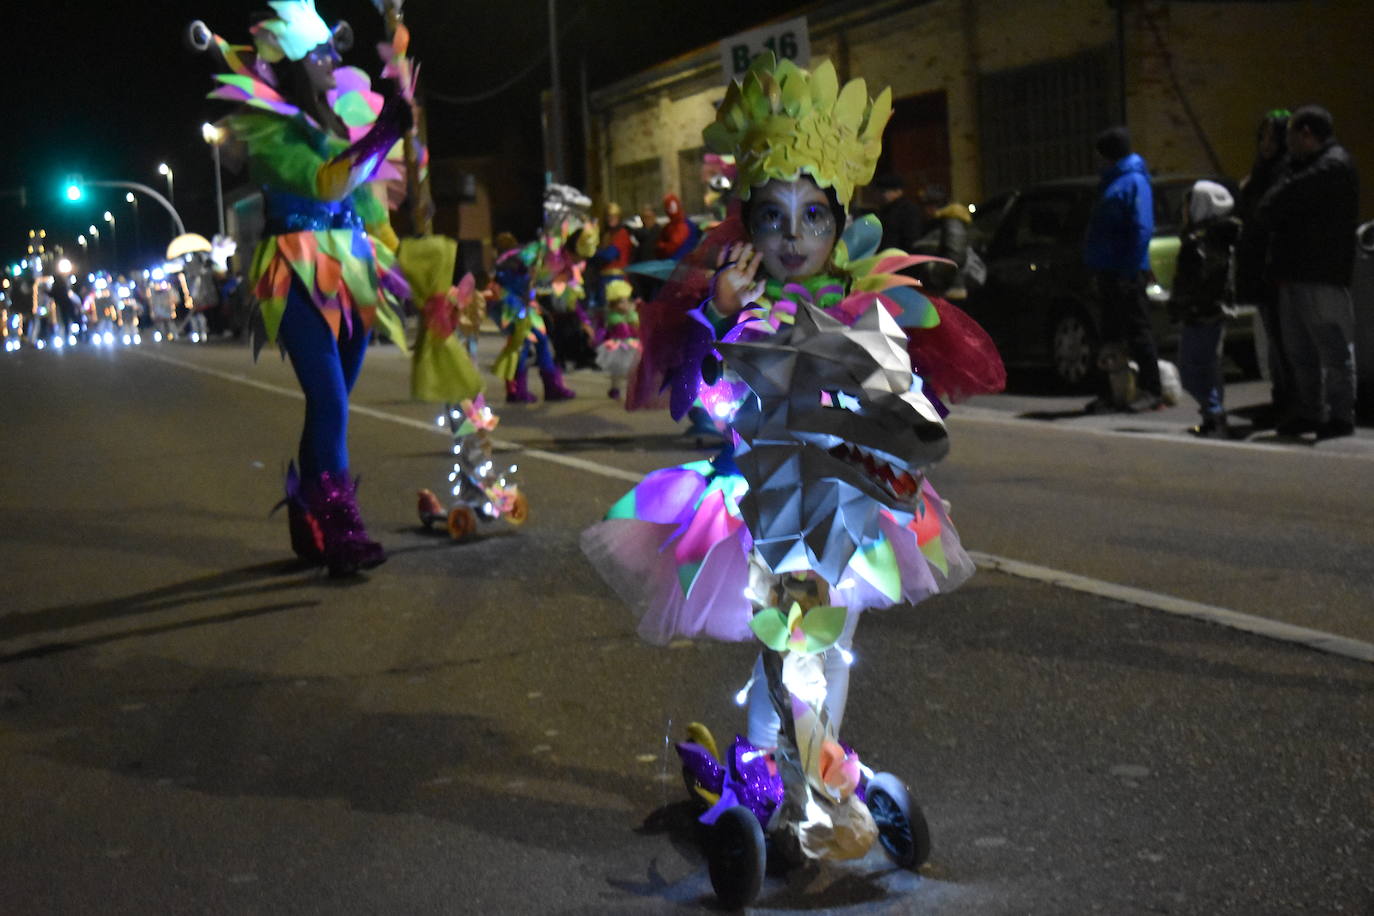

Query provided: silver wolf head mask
[717,301,949,583]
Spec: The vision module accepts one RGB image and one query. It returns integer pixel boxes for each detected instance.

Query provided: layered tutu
[581,450,973,646]
[596,337,641,377]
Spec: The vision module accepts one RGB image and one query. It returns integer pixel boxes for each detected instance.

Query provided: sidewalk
[961,372,1374,455]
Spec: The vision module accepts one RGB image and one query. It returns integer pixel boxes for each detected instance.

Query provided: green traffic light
[65,184,82,201]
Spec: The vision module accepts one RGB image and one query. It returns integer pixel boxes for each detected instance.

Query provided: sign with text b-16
[719,16,810,79]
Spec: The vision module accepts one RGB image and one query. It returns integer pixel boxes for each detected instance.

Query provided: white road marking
[135,348,1374,663]
[970,551,1374,664]
[131,349,643,483]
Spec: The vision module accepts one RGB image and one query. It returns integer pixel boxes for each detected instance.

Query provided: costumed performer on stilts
[582,52,1005,863]
[191,0,412,576]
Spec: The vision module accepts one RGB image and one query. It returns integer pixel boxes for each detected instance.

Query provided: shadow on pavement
[10,652,663,861]
[0,560,338,651]
[0,600,318,665]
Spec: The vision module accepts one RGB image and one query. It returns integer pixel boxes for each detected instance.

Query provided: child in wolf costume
[192,0,412,575]
[582,53,1003,865]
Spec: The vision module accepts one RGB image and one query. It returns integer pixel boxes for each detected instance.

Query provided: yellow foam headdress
[251,0,333,63]
[702,53,892,207]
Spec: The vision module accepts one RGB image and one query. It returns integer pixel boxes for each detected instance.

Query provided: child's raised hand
[712,242,765,316]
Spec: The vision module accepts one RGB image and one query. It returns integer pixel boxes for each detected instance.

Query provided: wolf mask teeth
[718,301,948,582]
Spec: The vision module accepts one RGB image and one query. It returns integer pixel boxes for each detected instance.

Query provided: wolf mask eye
[819,390,862,412]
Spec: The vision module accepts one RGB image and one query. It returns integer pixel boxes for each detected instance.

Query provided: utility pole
[379,1,433,237]
[547,0,565,183]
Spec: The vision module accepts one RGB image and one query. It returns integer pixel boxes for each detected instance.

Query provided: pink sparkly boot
[303,470,387,576]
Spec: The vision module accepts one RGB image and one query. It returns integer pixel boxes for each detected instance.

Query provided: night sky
[4,0,807,272]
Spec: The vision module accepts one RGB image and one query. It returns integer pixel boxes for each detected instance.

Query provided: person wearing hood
[1256,104,1359,440]
[1083,126,1161,412]
[1169,181,1242,437]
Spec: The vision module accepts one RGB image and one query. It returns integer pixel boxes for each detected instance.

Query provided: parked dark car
[962,175,1256,387]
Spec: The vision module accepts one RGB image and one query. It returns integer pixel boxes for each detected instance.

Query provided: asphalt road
[1,336,1370,915]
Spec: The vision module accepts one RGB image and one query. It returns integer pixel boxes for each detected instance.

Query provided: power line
[424,6,587,106]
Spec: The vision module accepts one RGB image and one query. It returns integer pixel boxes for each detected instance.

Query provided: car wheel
[1050,310,1097,387]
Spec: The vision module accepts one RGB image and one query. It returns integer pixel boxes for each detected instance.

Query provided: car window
[1153,183,1189,235]
[999,193,1089,253]
[970,192,1013,250]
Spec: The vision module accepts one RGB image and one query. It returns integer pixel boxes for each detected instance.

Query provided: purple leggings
[275,281,368,476]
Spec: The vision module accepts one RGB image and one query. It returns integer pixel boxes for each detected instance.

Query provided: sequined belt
[262,191,365,235]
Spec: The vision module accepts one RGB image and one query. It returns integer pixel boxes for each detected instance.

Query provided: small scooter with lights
[114,280,144,346]
[416,394,527,539]
[146,274,179,342]
[675,568,931,908]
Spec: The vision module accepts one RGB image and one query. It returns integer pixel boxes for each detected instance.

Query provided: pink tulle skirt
[581,459,974,646]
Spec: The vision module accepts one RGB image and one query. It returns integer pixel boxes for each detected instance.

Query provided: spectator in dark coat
[874,172,927,253]
[1256,104,1360,439]
[630,204,661,262]
[1083,126,1161,412]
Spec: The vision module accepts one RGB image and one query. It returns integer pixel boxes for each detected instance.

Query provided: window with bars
[677,146,709,218]
[612,157,664,215]
[978,47,1119,195]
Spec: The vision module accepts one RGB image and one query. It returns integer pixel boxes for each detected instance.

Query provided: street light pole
[82,180,186,240]
[103,211,117,267]
[88,225,101,261]
[157,163,175,206]
[125,192,141,264]
[201,123,227,238]
[157,163,175,236]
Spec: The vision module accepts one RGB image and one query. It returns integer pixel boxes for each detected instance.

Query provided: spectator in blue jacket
[1083,126,1161,412]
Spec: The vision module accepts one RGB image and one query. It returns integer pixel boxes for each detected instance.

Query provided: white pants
[746,608,861,748]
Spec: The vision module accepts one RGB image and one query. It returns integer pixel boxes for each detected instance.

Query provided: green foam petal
[863,87,893,141]
[849,537,902,602]
[800,605,848,654]
[334,91,378,128]
[677,560,704,596]
[811,60,838,109]
[604,488,639,520]
[921,535,949,576]
[749,607,792,652]
[833,78,867,132]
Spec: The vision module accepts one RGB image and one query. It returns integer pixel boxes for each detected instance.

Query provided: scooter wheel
[867,771,931,869]
[416,489,444,527]
[505,490,529,526]
[707,805,765,909]
[446,504,478,541]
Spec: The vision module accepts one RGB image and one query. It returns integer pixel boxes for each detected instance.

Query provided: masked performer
[491,241,574,403]
[582,53,1004,865]
[194,0,411,575]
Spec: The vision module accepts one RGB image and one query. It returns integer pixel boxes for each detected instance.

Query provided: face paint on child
[747,179,838,281]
